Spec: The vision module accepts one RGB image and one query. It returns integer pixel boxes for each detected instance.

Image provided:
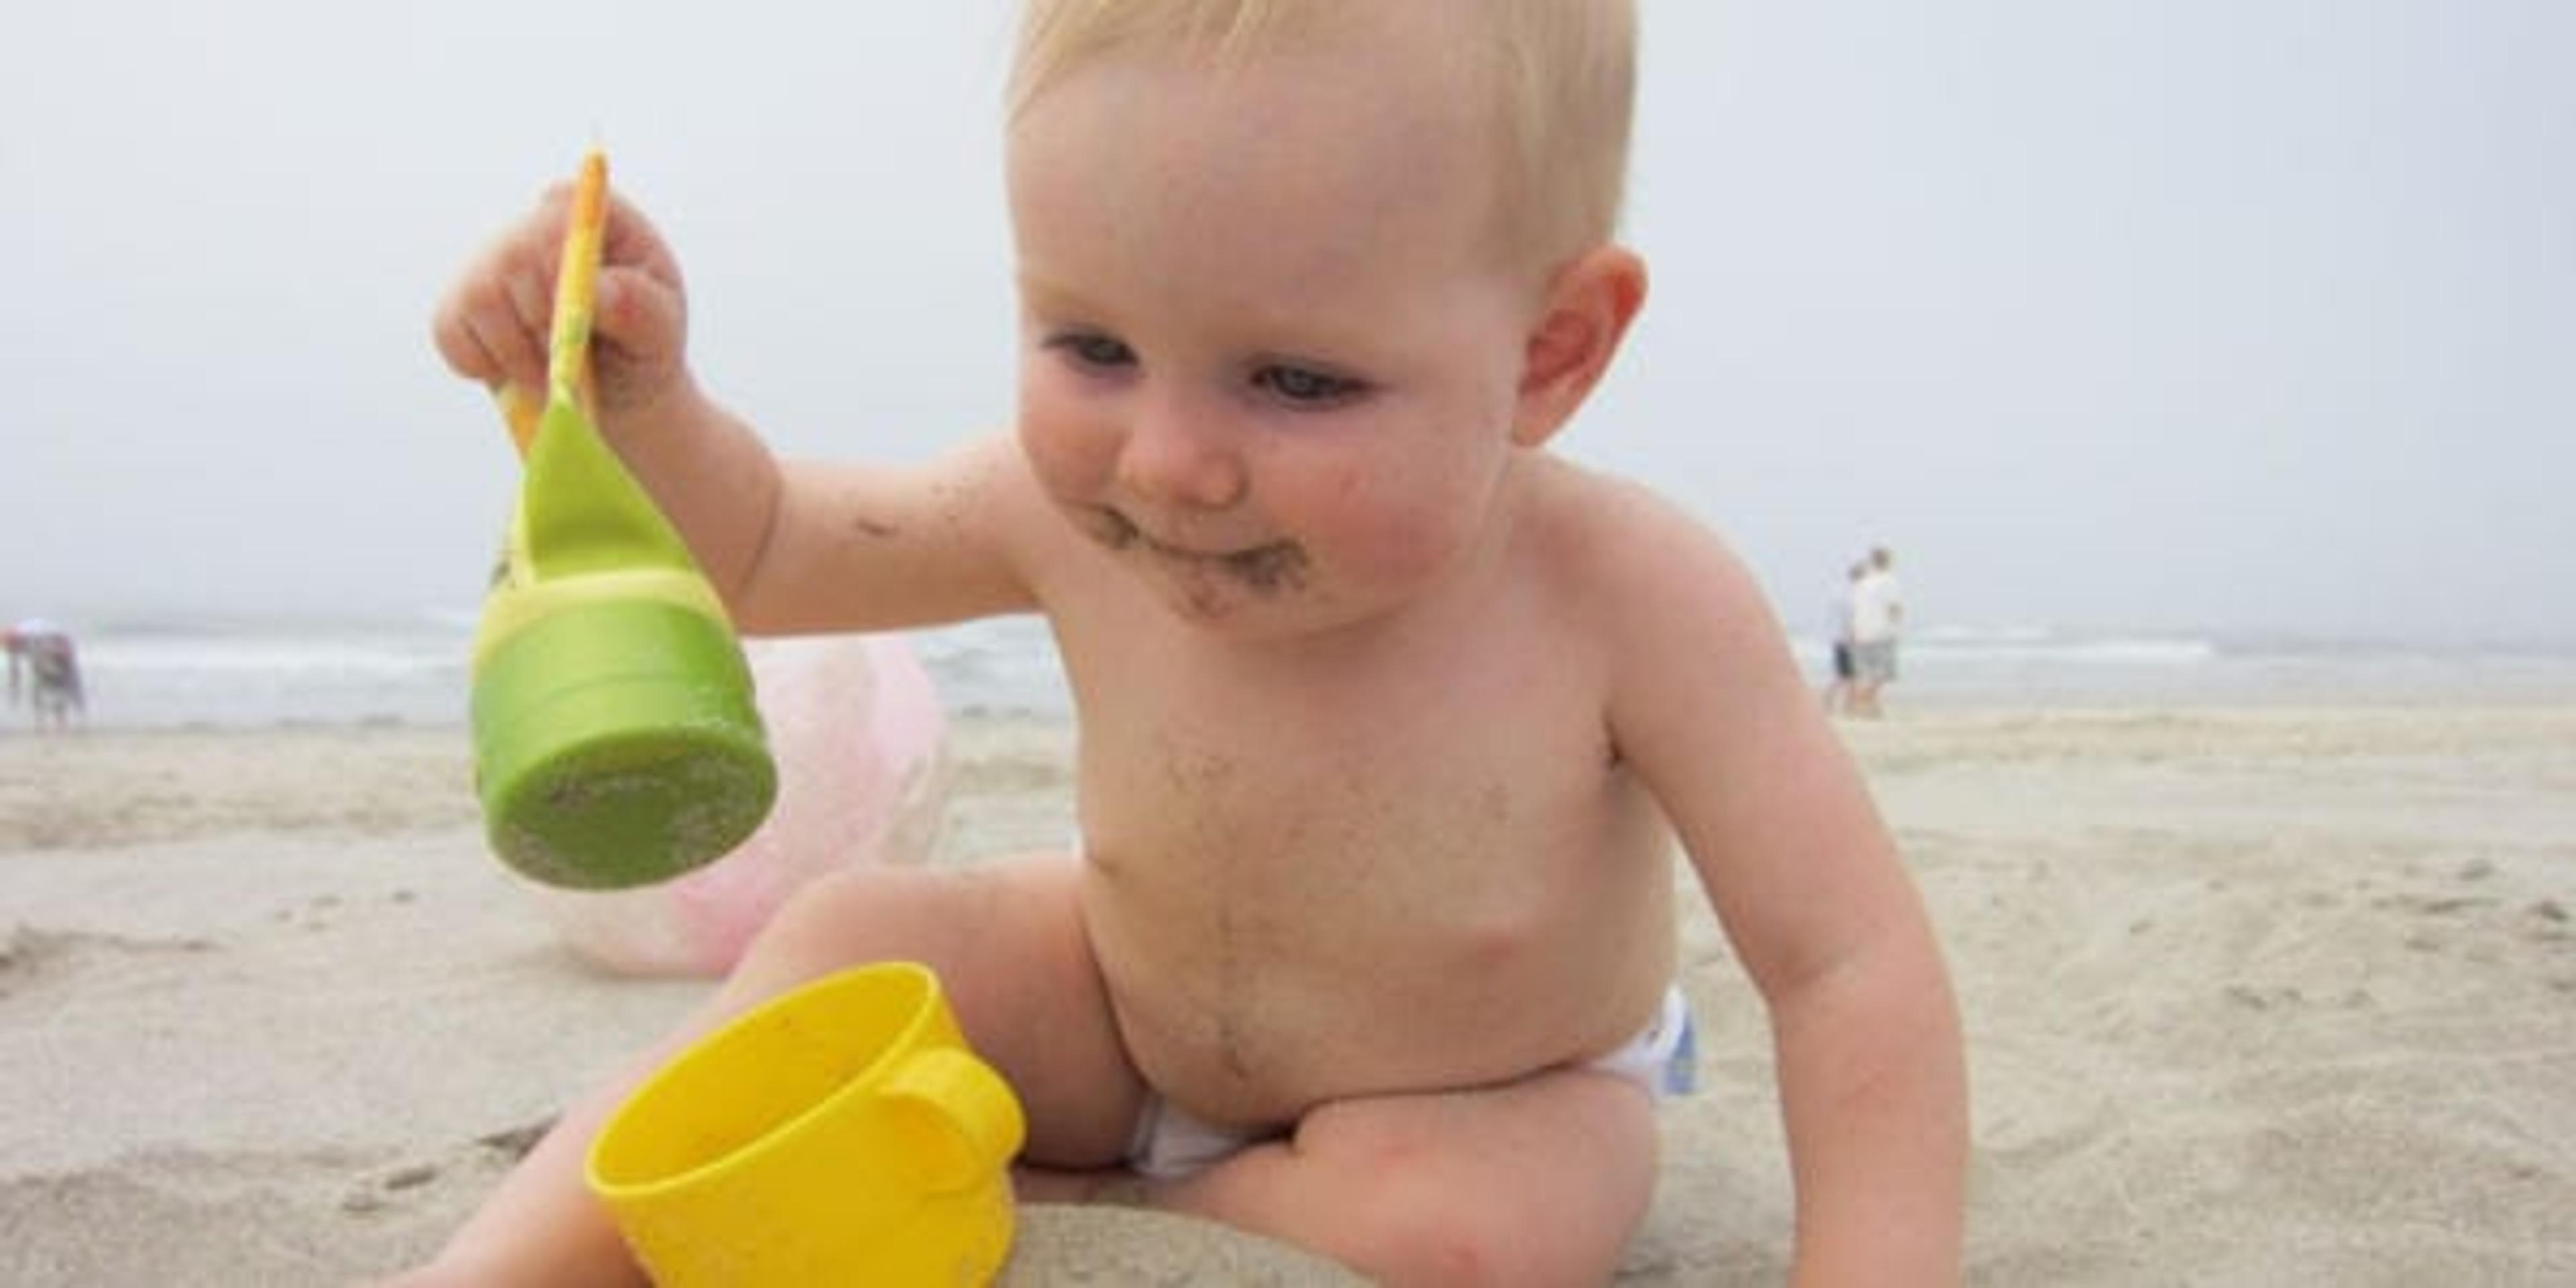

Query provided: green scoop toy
[469,150,775,890]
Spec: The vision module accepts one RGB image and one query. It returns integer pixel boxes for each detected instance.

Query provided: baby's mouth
[1095,509,1309,594]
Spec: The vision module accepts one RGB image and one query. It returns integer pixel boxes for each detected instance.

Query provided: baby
[415,1,1966,1283]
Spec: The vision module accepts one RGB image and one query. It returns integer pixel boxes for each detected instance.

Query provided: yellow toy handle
[881,1049,1028,1194]
[496,383,545,458]
[496,146,609,457]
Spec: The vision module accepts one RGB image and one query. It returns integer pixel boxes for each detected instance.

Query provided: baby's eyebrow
[1013,272,1104,317]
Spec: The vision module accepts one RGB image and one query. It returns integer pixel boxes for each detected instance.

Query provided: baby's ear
[1511,246,1648,447]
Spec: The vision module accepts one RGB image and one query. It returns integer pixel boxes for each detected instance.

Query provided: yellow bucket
[588,962,1024,1285]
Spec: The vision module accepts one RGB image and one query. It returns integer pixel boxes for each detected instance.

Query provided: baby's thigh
[1171,1070,1659,1286]
[719,854,1148,1168]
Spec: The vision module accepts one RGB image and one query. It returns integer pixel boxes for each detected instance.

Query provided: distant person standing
[1848,547,1904,719]
[1822,559,1864,714]
[5,619,86,733]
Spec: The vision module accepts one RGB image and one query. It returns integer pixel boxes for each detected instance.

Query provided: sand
[3,704,2571,1284]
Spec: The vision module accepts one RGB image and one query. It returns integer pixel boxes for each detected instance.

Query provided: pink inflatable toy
[523,633,951,976]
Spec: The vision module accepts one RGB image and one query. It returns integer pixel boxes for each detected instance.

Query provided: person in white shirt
[1847,547,1903,718]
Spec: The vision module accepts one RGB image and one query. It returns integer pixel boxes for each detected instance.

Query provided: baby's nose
[1120,393,1248,510]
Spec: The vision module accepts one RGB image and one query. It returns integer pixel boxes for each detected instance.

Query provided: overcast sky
[5,2,2569,645]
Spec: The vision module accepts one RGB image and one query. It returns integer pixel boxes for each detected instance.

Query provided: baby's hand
[431,183,692,425]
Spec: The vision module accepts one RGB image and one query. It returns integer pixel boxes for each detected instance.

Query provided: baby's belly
[1076,844,1677,1128]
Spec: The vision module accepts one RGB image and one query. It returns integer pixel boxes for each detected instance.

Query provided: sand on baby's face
[2,706,2572,1284]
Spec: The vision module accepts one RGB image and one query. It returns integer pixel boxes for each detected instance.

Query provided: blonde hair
[1008,0,1635,268]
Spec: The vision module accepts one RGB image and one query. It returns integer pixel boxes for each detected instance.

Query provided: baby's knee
[1340,1191,1597,1287]
[757,865,922,945]
[1325,1156,1633,1287]
[731,864,971,981]
[738,857,1089,1006]
[1356,1204,1516,1286]
[1296,1089,1654,1285]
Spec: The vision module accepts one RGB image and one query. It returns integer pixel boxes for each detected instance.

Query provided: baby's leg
[1157,1069,1660,1287]
[395,854,1142,1287]
[718,855,1150,1167]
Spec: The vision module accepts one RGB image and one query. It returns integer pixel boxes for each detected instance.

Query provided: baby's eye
[1046,331,1136,371]
[1252,364,1366,407]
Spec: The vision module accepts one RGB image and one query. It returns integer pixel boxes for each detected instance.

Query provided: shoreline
[36,613,2576,735]
[3,702,2571,1283]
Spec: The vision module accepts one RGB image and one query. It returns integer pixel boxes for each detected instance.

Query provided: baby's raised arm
[1597,494,1969,1286]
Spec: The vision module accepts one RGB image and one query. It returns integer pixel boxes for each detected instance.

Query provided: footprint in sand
[340,1161,445,1216]
[0,926,215,1000]
[2524,900,2571,947]
[339,1119,555,1218]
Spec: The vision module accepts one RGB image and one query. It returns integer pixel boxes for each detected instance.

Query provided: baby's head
[1009,0,1635,278]
[1002,0,1648,635]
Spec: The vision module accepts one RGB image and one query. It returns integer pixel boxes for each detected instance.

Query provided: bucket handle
[880,1048,1028,1193]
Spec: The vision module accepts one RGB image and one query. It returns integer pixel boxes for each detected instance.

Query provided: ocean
[13,613,2574,732]
[19,614,1077,732]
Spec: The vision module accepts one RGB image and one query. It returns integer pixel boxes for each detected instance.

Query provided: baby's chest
[1083,698,1621,915]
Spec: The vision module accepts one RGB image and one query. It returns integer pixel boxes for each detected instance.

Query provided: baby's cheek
[1016,393,1116,499]
[1343,487,1477,587]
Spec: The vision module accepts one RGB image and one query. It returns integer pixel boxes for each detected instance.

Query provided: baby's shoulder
[1517,458,1748,592]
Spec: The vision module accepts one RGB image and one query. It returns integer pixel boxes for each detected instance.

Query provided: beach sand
[3,704,2571,1284]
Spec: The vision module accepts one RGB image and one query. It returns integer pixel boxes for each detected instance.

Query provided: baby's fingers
[431,243,551,394]
[430,186,590,391]
[430,178,692,417]
[588,266,688,413]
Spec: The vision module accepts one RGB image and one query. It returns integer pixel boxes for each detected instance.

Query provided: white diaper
[1123,985,1698,1181]
[1585,983,1700,1100]
[1124,1093,1270,1181]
